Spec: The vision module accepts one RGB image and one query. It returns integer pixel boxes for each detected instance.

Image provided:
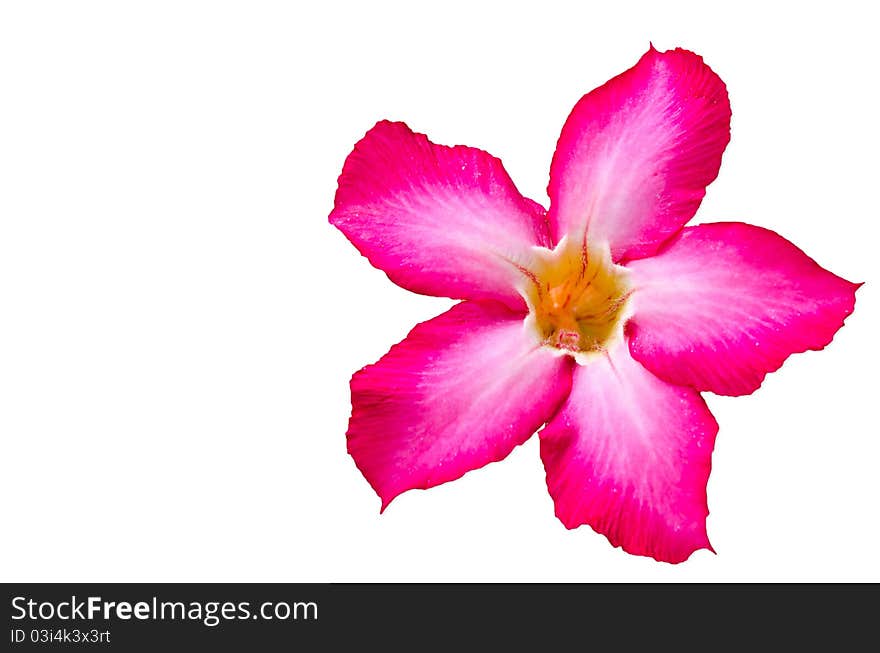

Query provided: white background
[1,1,877,582]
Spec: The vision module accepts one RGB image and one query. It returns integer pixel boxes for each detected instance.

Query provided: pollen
[521,237,632,360]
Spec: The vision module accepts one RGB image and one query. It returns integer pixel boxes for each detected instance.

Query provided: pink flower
[328,46,860,563]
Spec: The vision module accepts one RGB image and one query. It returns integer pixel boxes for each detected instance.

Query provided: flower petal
[348,301,573,509]
[539,342,717,563]
[626,222,860,396]
[548,47,731,261]
[330,120,550,309]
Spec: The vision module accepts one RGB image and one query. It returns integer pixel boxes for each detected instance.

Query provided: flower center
[521,238,632,361]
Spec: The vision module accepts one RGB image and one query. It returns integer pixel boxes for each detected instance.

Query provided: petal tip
[379,496,394,514]
[546,478,714,564]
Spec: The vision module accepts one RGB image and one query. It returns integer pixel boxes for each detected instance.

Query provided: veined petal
[348,301,573,509]
[330,121,550,309]
[539,342,717,563]
[548,47,731,261]
[626,223,860,396]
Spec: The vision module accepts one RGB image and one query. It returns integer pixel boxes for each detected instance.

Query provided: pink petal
[548,46,731,261]
[330,121,551,309]
[348,301,573,509]
[539,342,718,563]
[626,222,860,396]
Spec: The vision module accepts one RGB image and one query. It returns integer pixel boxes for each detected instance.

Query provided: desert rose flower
[329,46,859,563]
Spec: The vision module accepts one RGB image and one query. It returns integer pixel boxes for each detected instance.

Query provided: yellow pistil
[521,237,632,361]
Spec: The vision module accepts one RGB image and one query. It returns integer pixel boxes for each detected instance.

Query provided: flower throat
[522,238,632,359]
